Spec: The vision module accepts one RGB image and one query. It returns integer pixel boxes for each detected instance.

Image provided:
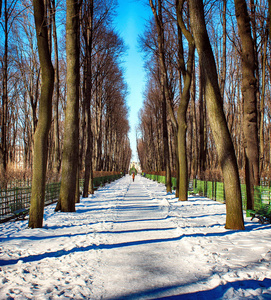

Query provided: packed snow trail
[89,177,187,299]
[0,175,271,299]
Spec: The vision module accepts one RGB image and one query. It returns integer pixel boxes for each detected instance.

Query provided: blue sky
[114,0,152,161]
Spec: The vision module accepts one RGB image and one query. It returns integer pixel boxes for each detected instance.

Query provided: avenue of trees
[0,0,131,227]
[137,0,270,229]
[1,0,270,230]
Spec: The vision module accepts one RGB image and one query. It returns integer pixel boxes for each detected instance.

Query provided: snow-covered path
[1,175,271,299]
[89,178,185,299]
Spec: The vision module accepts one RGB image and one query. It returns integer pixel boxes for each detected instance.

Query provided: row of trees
[0,0,131,227]
[137,0,271,230]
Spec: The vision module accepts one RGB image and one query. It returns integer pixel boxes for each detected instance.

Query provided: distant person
[132,173,135,182]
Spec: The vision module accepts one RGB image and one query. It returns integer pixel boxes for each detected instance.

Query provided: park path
[89,175,188,299]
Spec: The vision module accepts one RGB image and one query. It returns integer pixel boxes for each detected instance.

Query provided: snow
[0,175,271,299]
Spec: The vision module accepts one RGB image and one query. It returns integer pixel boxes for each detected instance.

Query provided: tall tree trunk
[173,127,179,198]
[83,107,94,196]
[83,0,94,197]
[52,0,61,175]
[150,0,172,193]
[1,0,8,177]
[220,0,227,103]
[55,0,80,212]
[234,0,259,210]
[191,64,198,178]
[189,0,244,230]
[259,30,268,175]
[162,91,171,193]
[176,0,195,201]
[198,65,207,178]
[28,0,54,228]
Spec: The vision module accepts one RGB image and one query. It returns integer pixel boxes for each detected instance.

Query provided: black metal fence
[0,174,122,223]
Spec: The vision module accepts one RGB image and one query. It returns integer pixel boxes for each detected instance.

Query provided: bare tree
[174,0,195,200]
[189,0,244,230]
[149,0,172,193]
[234,0,259,210]
[28,0,54,228]
[56,0,80,212]
[51,0,61,175]
[220,0,227,102]
[82,0,94,197]
[14,5,41,169]
[1,0,19,177]
[259,24,268,174]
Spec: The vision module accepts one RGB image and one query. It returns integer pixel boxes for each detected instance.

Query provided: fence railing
[0,173,122,223]
[192,179,271,213]
[143,173,271,216]
[193,180,226,204]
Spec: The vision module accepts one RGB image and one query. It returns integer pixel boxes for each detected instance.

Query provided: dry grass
[0,164,32,189]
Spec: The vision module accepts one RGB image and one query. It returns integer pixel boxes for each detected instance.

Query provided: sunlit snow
[1,175,271,299]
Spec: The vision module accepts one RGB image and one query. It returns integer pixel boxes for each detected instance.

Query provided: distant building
[129,161,142,174]
[14,145,24,169]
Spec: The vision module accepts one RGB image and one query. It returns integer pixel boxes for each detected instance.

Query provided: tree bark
[176,0,195,201]
[191,67,198,178]
[28,0,54,228]
[234,0,259,210]
[149,0,172,193]
[162,91,171,193]
[189,0,244,230]
[1,0,8,176]
[220,0,227,103]
[52,0,61,175]
[259,30,268,175]
[198,65,207,178]
[56,0,80,212]
[83,0,94,197]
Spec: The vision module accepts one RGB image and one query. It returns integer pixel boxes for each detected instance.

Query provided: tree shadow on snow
[155,278,271,300]
[0,228,256,266]
[243,223,271,231]
[109,278,271,300]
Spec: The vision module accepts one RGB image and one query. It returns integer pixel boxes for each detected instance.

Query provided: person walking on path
[132,173,135,182]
